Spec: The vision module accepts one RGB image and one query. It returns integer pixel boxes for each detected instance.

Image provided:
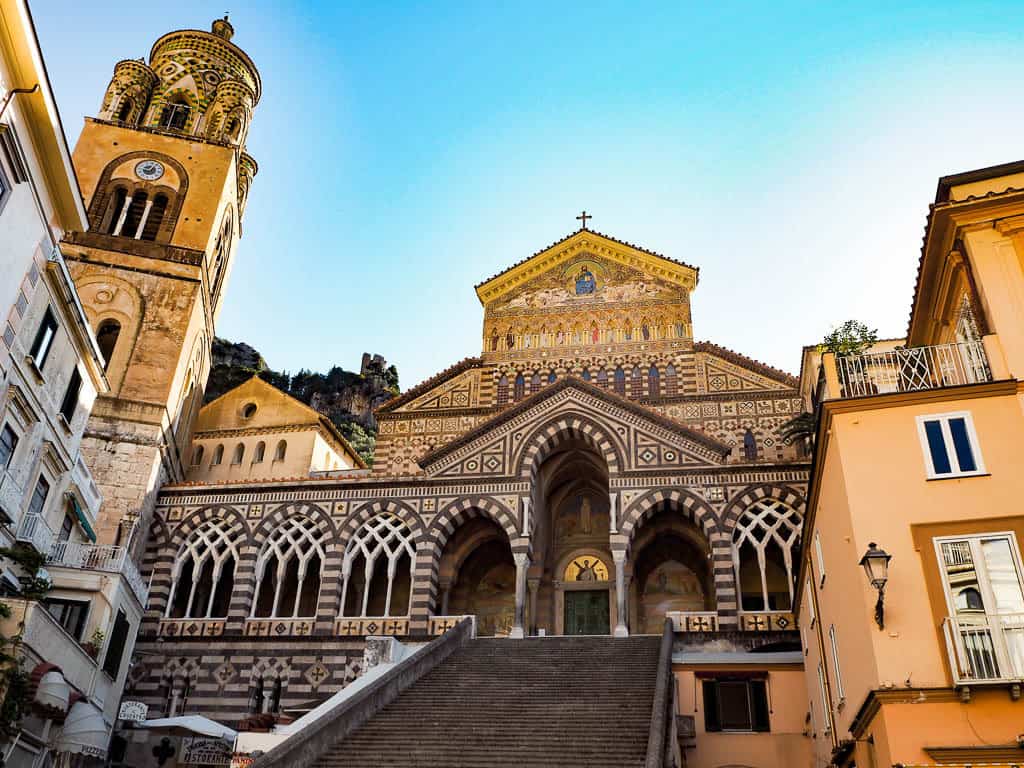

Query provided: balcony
[1,599,98,695]
[47,541,149,607]
[831,341,991,399]
[943,613,1024,685]
[16,513,55,554]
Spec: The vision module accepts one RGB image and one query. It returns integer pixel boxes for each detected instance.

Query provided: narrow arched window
[96,319,121,371]
[253,441,265,463]
[548,370,557,384]
[340,514,415,618]
[648,365,660,397]
[630,365,642,398]
[274,440,287,461]
[252,516,325,618]
[614,367,626,395]
[665,364,678,396]
[732,500,802,613]
[212,444,224,465]
[140,194,168,241]
[165,519,239,619]
[105,187,127,234]
[191,446,204,467]
[514,373,525,401]
[225,117,240,140]
[581,368,591,382]
[597,369,608,388]
[531,372,541,393]
[117,97,134,124]
[231,443,244,465]
[496,375,509,406]
[160,98,190,131]
[743,429,757,460]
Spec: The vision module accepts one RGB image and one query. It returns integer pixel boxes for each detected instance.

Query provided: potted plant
[83,627,105,659]
[820,320,879,395]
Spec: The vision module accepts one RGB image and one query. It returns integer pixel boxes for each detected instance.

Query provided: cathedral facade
[128,226,811,726]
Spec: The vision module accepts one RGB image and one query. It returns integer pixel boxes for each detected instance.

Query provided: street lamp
[859,542,892,629]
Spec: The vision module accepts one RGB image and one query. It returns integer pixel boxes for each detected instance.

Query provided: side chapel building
[56,16,819,768]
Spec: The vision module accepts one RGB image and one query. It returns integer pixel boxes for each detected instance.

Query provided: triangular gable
[194,376,322,433]
[376,358,482,414]
[419,378,730,478]
[695,342,798,393]
[475,229,698,308]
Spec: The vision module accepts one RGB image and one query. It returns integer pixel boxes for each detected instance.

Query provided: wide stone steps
[311,635,661,768]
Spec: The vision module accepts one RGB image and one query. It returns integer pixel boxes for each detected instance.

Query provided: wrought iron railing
[943,613,1024,684]
[48,541,149,607]
[836,341,990,398]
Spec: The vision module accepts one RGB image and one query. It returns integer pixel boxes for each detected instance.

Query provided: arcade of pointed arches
[158,486,803,635]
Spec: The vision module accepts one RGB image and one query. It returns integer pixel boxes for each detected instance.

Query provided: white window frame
[340,513,415,618]
[828,624,845,702]
[817,661,832,734]
[805,577,816,627]
[165,518,239,619]
[915,411,986,479]
[934,532,1024,615]
[814,529,826,587]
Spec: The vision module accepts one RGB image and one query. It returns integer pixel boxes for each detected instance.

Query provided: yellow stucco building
[798,160,1024,768]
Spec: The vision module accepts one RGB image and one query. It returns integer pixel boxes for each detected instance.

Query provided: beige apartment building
[0,1,146,764]
[798,160,1024,768]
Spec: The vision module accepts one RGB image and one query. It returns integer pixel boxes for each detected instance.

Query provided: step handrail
[645,618,675,768]
[250,618,475,768]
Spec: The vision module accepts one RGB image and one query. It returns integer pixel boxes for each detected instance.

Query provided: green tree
[820,320,878,357]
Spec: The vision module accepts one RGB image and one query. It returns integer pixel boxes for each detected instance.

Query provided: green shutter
[68,495,97,543]
[702,681,721,732]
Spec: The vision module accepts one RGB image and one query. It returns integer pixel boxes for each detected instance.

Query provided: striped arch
[514,411,625,480]
[619,487,737,626]
[337,500,427,550]
[417,496,520,626]
[141,515,172,619]
[251,501,335,542]
[619,488,720,544]
[170,504,250,546]
[231,502,336,626]
[428,496,519,556]
[721,483,806,533]
[148,506,248,619]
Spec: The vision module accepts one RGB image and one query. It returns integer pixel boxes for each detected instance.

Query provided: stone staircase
[311,635,663,768]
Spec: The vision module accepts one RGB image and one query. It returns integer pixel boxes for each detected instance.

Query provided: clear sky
[32,1,1024,390]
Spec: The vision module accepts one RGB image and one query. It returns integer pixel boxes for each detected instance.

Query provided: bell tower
[61,17,260,550]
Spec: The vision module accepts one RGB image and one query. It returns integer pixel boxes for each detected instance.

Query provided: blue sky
[33,1,1024,389]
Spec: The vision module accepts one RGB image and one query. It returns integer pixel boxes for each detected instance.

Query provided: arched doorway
[437,517,515,637]
[527,431,613,635]
[630,506,715,634]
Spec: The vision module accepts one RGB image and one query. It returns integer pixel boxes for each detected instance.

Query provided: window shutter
[102,610,131,678]
[702,681,721,732]
[751,680,770,731]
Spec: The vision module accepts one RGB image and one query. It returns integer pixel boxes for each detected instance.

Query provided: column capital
[612,549,627,564]
[513,551,530,568]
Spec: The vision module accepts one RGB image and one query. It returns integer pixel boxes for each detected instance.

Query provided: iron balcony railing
[48,541,149,608]
[836,341,991,398]
[943,613,1024,685]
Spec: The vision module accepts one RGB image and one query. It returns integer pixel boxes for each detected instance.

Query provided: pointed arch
[618,487,720,543]
[513,411,626,480]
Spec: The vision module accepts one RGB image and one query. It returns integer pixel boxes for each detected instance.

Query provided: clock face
[135,160,164,181]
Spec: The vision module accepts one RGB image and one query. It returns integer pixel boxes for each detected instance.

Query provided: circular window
[241,403,257,419]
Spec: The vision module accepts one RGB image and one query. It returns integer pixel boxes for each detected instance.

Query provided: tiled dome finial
[211,15,234,41]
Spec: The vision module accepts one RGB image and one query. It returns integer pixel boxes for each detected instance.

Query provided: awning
[35,670,70,714]
[54,701,108,757]
[136,715,237,740]
[66,494,96,543]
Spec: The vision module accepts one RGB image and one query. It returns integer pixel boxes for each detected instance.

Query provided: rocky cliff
[205,339,398,465]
